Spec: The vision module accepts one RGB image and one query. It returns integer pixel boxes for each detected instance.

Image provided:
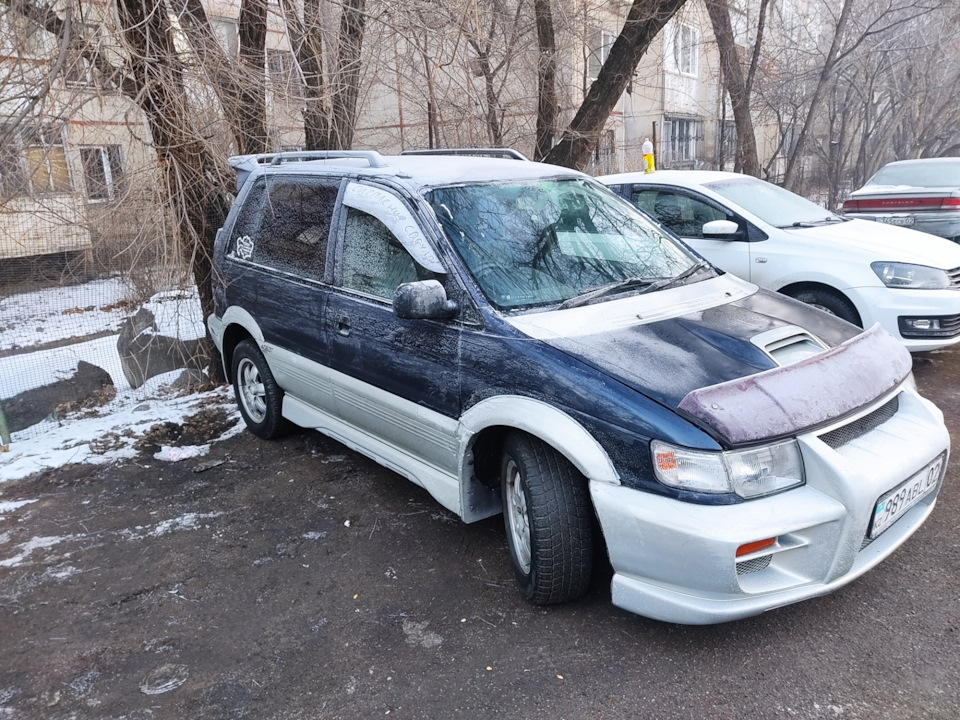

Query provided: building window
[718,120,737,167]
[80,146,124,202]
[673,23,699,76]
[210,17,239,57]
[587,29,615,81]
[662,117,703,167]
[63,24,98,87]
[268,49,303,98]
[1,125,72,197]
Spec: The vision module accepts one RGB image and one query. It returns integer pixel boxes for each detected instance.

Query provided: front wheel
[501,432,593,605]
[231,339,289,439]
[786,287,862,327]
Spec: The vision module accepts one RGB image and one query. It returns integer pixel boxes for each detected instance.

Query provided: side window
[341,207,435,300]
[230,178,338,280]
[638,189,728,238]
[631,188,659,217]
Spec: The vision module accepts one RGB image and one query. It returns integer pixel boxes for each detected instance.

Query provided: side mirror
[702,219,742,239]
[394,280,458,320]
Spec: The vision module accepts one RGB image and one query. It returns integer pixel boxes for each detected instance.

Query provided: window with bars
[80,146,124,202]
[662,117,703,168]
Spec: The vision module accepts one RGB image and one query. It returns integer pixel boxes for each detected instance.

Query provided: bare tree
[533,0,558,159]
[544,0,689,170]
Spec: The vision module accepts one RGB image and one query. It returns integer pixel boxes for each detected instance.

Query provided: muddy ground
[2,349,960,719]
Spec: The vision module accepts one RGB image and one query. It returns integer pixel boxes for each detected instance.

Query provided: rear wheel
[500,432,593,605]
[231,339,289,439]
[786,287,862,327]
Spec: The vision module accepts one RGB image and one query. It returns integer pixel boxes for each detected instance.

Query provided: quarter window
[229,178,338,281]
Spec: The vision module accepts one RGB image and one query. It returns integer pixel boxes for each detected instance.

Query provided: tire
[500,432,593,605]
[787,287,862,327]
[231,339,289,439]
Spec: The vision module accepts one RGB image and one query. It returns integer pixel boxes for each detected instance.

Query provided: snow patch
[0,499,37,514]
[0,535,74,568]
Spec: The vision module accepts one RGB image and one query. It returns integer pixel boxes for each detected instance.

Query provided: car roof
[229,152,586,192]
[598,169,749,188]
[877,157,960,168]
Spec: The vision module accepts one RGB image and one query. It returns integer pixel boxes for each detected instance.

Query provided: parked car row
[841,157,960,242]
[600,169,960,352]
[208,150,951,625]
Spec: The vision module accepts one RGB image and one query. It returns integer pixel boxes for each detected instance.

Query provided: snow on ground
[0,276,133,353]
[0,278,241,482]
[0,380,244,483]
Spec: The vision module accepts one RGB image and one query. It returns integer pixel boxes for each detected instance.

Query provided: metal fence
[0,185,207,445]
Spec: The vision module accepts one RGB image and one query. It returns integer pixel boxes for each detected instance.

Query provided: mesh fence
[0,181,209,446]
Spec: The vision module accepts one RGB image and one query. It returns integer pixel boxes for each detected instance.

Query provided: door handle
[337,315,351,336]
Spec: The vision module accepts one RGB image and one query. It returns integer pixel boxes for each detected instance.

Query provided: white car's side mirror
[702,220,741,239]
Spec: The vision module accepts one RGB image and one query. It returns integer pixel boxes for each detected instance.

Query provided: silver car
[842,158,960,241]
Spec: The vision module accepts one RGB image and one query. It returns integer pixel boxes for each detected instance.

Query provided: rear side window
[341,207,435,300]
[229,177,339,280]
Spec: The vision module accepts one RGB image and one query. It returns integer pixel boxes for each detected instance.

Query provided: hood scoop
[751,326,828,366]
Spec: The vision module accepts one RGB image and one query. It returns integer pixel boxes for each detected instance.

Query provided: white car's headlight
[871,262,950,289]
[652,439,805,499]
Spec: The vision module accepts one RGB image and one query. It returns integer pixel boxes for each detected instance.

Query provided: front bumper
[591,388,949,624]
[846,285,960,352]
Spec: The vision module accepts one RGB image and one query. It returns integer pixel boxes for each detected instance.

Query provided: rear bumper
[590,388,949,624]
[845,211,960,240]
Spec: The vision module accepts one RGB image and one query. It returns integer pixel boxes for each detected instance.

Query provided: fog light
[904,318,939,331]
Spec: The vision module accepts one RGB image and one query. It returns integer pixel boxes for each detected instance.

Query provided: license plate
[870,454,945,539]
[876,215,915,227]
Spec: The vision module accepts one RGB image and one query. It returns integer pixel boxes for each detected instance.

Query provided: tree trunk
[287,0,330,150]
[236,0,269,154]
[178,0,268,156]
[544,0,688,170]
[328,0,366,150]
[533,0,558,161]
[705,0,760,176]
[115,0,232,382]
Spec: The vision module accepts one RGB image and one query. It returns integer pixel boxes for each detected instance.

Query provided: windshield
[865,161,960,188]
[426,178,707,310]
[705,176,840,228]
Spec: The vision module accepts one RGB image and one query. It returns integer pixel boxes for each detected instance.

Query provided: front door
[324,181,466,473]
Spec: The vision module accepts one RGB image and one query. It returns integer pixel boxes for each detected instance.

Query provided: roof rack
[400,148,530,161]
[228,150,388,190]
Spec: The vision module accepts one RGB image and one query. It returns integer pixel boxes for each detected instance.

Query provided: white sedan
[600,170,960,352]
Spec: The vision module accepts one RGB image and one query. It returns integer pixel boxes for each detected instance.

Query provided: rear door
[224,175,340,408]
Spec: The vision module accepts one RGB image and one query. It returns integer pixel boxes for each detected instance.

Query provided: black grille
[819,395,900,449]
[736,555,772,575]
[947,266,960,289]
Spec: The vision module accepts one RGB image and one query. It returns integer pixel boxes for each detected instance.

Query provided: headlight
[871,262,950,289]
[651,439,805,499]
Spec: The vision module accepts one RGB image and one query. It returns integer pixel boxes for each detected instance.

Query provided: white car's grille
[947,266,960,288]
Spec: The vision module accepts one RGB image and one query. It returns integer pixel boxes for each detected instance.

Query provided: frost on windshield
[428,179,696,309]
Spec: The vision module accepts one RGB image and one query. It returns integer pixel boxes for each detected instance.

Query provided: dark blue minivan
[208,151,949,624]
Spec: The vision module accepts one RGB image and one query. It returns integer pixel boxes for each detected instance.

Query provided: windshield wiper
[556,262,711,310]
[778,216,844,229]
[557,277,654,310]
[640,260,712,293]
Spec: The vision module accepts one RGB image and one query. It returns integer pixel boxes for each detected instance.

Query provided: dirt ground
[2,348,960,719]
